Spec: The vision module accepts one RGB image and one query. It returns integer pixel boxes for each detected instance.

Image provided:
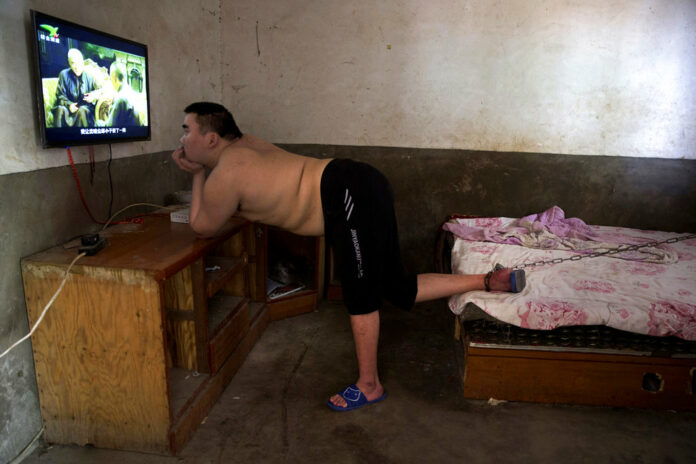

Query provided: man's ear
[205,131,219,147]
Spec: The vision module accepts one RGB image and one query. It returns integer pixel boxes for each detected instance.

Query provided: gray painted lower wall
[1,146,694,461]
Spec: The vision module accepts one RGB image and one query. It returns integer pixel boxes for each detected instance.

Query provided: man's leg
[328,269,520,408]
[75,106,90,127]
[52,106,68,128]
[329,310,384,408]
[415,267,518,303]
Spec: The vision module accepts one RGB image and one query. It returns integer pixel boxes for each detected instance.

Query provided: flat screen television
[31,10,151,148]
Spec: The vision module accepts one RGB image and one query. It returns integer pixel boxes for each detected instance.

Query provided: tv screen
[31,10,151,148]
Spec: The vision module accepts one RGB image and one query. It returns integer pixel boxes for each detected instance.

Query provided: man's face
[68,54,84,76]
[180,113,207,162]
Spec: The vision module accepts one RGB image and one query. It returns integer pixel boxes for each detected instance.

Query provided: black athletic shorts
[320,159,417,315]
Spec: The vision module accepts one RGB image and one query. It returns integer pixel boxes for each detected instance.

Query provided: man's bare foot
[328,381,385,410]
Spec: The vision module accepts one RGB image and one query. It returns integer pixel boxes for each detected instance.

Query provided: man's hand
[172,147,204,174]
[83,92,97,103]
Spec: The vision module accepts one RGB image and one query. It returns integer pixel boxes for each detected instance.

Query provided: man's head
[67,49,84,76]
[180,102,242,166]
[109,62,127,91]
[184,102,242,141]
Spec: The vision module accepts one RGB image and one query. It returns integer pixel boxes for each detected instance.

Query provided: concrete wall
[1,0,695,462]
[225,0,696,159]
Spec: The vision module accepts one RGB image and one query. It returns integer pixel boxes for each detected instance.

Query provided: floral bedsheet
[447,214,696,340]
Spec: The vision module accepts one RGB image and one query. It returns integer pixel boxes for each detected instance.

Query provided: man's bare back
[221,135,332,236]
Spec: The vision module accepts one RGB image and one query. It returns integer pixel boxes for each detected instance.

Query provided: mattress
[444,208,696,341]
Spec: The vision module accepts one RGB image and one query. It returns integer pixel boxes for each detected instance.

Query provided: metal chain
[512,233,696,270]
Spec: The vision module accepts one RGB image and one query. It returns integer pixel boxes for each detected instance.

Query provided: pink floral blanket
[446,211,696,340]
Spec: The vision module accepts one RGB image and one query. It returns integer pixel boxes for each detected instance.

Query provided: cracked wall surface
[223,0,695,159]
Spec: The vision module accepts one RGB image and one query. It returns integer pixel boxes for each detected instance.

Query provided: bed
[436,206,696,410]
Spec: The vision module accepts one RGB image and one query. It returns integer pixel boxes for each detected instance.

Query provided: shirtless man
[171,102,525,411]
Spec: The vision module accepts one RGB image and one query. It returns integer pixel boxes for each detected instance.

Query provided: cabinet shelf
[207,295,246,335]
[205,255,247,298]
[208,295,250,373]
[259,226,325,320]
[169,368,209,422]
[268,287,315,302]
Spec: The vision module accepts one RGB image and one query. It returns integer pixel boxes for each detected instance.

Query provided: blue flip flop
[327,384,387,412]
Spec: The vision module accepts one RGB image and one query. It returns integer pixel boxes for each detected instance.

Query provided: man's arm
[190,157,241,237]
[172,148,240,238]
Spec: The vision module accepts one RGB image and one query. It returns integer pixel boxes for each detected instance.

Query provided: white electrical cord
[101,202,173,231]
[0,252,86,361]
[8,426,44,464]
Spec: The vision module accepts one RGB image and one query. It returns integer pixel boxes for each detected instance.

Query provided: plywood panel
[22,262,170,453]
[164,266,197,370]
[190,259,210,373]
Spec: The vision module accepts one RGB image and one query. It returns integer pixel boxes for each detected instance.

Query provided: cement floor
[25,300,696,464]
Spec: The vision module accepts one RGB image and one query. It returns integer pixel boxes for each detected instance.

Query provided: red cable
[67,147,152,226]
[67,146,104,225]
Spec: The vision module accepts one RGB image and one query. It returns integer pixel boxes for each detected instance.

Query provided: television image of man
[52,48,98,127]
[104,62,141,127]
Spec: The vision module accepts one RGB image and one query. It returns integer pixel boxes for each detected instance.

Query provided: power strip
[78,234,108,255]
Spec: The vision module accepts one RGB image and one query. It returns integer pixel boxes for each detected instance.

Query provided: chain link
[512,234,696,270]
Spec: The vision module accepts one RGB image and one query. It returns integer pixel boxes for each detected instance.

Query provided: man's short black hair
[184,102,243,140]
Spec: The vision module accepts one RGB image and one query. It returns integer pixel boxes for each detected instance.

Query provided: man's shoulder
[220,143,258,161]
[214,145,258,178]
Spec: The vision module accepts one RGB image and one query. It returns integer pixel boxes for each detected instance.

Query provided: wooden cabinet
[21,216,269,454]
